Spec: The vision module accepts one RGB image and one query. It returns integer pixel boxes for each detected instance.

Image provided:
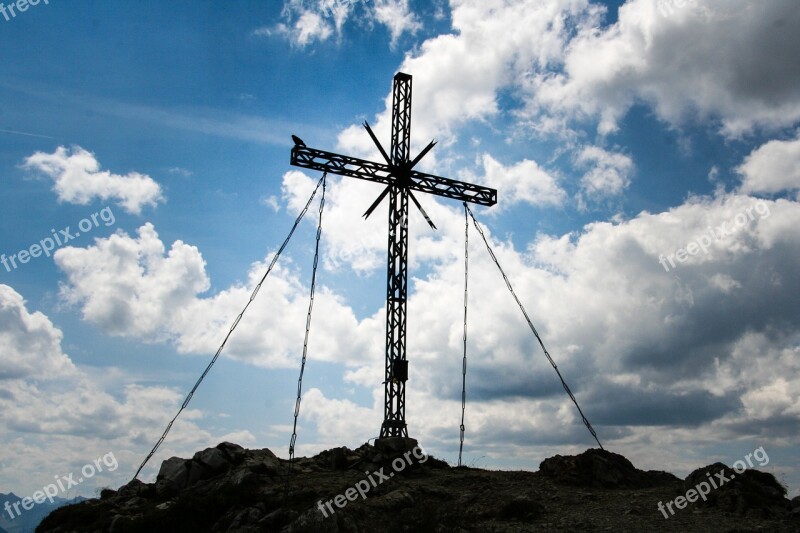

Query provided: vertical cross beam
[380,73,412,438]
[391,73,412,163]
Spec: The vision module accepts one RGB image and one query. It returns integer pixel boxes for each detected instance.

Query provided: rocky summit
[39,442,799,532]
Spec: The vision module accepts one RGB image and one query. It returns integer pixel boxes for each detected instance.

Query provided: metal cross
[290,72,497,441]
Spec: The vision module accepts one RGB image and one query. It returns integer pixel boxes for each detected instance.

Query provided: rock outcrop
[38,442,798,532]
[538,448,679,488]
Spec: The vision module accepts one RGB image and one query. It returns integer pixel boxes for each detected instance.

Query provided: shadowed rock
[37,443,798,532]
[538,448,679,488]
[684,462,790,517]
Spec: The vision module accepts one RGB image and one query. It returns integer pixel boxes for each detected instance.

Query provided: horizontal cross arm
[291,145,393,185]
[406,169,496,206]
[291,145,497,206]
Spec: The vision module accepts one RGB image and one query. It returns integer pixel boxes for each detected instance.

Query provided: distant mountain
[0,492,86,533]
[37,441,799,532]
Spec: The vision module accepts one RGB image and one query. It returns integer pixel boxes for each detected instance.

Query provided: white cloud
[291,10,333,46]
[575,145,634,202]
[528,0,800,137]
[476,153,566,209]
[53,220,381,368]
[738,132,800,194]
[372,0,421,47]
[334,0,800,148]
[261,194,281,212]
[708,273,741,294]
[0,284,254,495]
[324,191,800,464]
[0,285,76,380]
[253,9,334,47]
[22,146,164,215]
[55,223,210,339]
[295,387,381,452]
[282,171,386,273]
[258,0,419,48]
[167,167,193,177]
[337,0,598,155]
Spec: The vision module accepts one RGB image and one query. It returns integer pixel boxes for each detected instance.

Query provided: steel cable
[465,205,603,450]
[458,203,469,466]
[288,173,327,471]
[132,173,327,481]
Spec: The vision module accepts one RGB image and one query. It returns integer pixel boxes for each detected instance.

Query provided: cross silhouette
[290,72,497,441]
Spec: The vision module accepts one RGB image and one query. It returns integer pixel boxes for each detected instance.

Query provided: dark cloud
[585,381,742,426]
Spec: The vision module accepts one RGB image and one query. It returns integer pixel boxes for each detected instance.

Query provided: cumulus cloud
[371,0,421,47]
[335,0,800,165]
[53,220,380,368]
[55,223,210,339]
[293,387,381,454]
[0,285,254,495]
[288,191,800,475]
[738,132,800,194]
[0,285,76,380]
[528,0,800,136]
[22,146,164,215]
[268,11,333,47]
[474,154,566,210]
[575,145,634,203]
[336,0,598,156]
[255,0,419,48]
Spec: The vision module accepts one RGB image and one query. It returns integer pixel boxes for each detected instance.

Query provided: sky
[1,0,799,504]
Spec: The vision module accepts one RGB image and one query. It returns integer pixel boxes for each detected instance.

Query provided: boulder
[374,437,419,457]
[684,463,790,516]
[217,441,247,463]
[188,447,231,484]
[539,448,677,488]
[116,478,147,498]
[155,456,191,496]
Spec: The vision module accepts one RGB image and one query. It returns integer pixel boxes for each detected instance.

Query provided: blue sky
[2,0,800,504]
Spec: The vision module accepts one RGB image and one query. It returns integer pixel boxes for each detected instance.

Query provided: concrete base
[374,436,419,455]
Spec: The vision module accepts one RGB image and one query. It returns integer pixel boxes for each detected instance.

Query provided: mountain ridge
[38,441,800,532]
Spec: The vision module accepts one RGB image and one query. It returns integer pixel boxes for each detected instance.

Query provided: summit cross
[290,72,497,441]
